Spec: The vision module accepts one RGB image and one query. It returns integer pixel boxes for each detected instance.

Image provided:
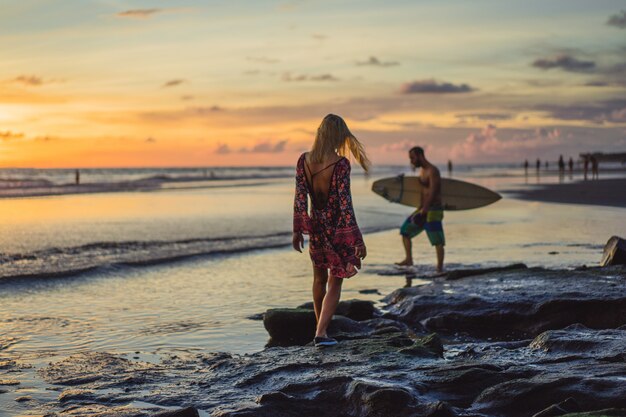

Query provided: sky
[1,0,625,167]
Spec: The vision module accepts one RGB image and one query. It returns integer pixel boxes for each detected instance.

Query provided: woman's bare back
[303,152,342,209]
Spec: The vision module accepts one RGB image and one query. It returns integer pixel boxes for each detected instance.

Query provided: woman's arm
[335,160,366,258]
[293,154,310,252]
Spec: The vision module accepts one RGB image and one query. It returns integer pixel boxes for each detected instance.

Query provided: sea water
[0,164,624,414]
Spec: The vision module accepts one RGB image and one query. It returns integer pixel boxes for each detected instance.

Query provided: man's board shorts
[400,208,445,246]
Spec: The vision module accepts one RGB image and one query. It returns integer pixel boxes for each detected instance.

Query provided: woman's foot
[314,336,338,347]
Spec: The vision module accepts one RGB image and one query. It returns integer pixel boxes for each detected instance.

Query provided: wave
[0,232,292,284]
[0,224,395,285]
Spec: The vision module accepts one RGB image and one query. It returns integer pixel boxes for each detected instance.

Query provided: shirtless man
[396,146,445,272]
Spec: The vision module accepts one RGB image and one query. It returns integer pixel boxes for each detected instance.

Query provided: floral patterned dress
[293,153,364,278]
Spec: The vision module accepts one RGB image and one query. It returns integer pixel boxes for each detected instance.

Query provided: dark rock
[298,299,377,321]
[263,308,316,346]
[15,396,32,402]
[246,313,264,321]
[399,333,444,358]
[0,379,20,385]
[59,389,97,403]
[601,236,626,266]
[445,263,527,280]
[532,397,580,417]
[347,380,418,416]
[473,374,626,417]
[561,410,626,416]
[359,288,381,295]
[327,315,372,339]
[29,267,626,417]
[384,267,626,339]
[154,407,200,417]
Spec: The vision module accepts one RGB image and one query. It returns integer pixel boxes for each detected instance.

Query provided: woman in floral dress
[292,114,370,347]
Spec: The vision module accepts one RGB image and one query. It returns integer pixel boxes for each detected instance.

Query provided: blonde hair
[310,114,371,172]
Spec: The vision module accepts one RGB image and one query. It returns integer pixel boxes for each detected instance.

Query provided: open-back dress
[293,153,364,278]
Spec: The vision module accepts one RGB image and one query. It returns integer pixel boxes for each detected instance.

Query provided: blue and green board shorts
[400,209,445,246]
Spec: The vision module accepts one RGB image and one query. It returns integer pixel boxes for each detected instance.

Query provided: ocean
[0,162,625,415]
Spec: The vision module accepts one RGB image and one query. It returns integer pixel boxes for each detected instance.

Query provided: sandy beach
[507,178,626,208]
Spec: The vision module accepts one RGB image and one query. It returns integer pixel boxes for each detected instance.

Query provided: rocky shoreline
[2,264,625,416]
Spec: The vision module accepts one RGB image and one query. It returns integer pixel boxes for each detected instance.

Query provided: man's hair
[409,146,424,156]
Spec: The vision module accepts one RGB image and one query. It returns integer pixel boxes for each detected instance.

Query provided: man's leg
[315,275,343,338]
[396,236,413,266]
[435,245,444,273]
[312,267,328,322]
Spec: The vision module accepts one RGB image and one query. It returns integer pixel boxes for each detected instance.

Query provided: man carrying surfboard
[395,146,445,273]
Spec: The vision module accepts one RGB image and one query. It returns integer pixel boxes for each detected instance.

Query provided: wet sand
[509,178,626,208]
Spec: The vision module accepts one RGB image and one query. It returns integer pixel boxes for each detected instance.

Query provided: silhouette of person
[75,169,80,185]
[447,160,453,177]
[591,156,599,180]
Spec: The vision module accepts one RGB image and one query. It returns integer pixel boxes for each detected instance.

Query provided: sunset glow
[1,1,625,167]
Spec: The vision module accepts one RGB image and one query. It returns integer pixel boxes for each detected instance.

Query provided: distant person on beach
[292,114,369,347]
[536,159,541,172]
[558,155,565,174]
[524,160,529,175]
[447,160,453,177]
[395,146,445,273]
[75,169,80,185]
[568,157,574,174]
[591,156,599,180]
[583,155,590,180]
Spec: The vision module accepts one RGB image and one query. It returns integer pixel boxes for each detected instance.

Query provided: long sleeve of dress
[332,160,364,248]
[293,154,311,234]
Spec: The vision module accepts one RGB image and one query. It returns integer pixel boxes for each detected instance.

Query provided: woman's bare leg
[315,274,343,338]
[312,267,328,322]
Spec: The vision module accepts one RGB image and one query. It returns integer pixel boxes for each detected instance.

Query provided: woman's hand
[355,244,367,259]
[292,232,304,252]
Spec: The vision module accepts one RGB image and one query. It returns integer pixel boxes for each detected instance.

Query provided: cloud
[162,79,186,88]
[459,113,514,121]
[214,140,287,154]
[187,105,223,114]
[181,95,194,101]
[356,56,399,67]
[13,75,44,86]
[145,137,156,143]
[537,99,626,124]
[532,55,596,72]
[607,10,626,28]
[0,131,25,140]
[400,79,474,94]
[243,140,288,153]
[215,144,231,154]
[282,73,339,82]
[312,34,327,40]
[450,125,562,160]
[379,140,415,153]
[116,9,163,18]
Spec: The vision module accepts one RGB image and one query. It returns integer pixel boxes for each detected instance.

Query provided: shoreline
[506,177,626,209]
